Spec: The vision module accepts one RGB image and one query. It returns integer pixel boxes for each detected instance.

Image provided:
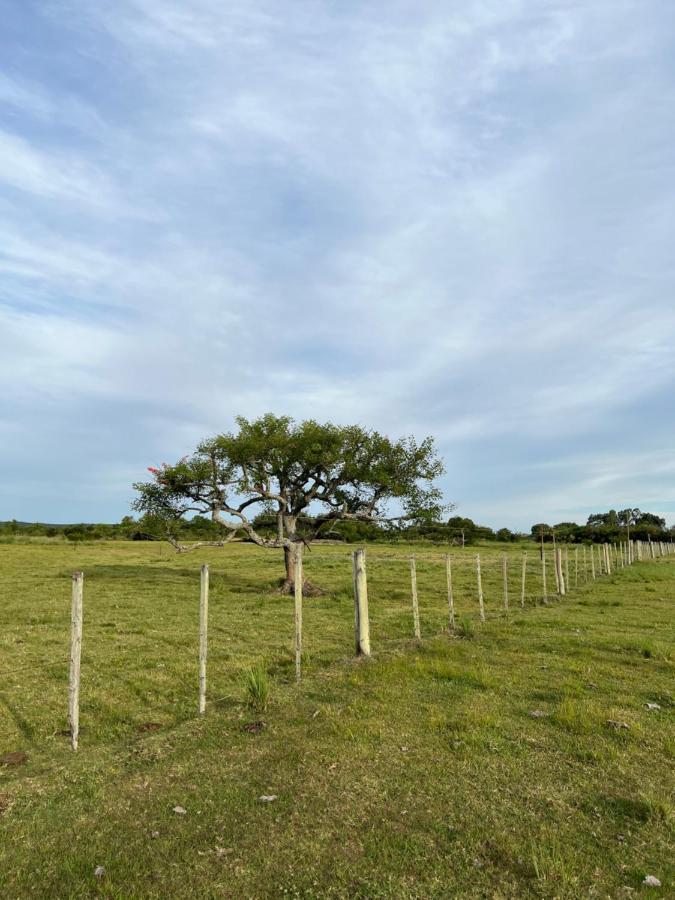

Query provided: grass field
[0,540,673,898]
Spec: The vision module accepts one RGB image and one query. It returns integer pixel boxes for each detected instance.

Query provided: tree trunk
[276,543,323,596]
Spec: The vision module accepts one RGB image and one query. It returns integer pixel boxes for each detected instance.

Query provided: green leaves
[132,414,447,547]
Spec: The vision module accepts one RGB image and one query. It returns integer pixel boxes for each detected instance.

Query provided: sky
[1,0,675,530]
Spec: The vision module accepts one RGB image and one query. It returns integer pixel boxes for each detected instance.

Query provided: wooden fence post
[521,552,527,607]
[574,546,579,588]
[552,548,560,595]
[199,564,209,714]
[410,555,421,640]
[68,572,84,752]
[583,544,587,581]
[476,553,486,621]
[294,548,303,682]
[352,549,371,657]
[541,547,548,604]
[445,554,455,629]
[502,554,509,617]
[590,546,596,579]
[556,548,566,597]
[564,546,570,593]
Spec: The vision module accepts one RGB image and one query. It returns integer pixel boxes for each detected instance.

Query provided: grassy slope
[0,542,673,898]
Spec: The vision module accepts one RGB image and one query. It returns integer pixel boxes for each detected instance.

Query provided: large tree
[132,414,446,593]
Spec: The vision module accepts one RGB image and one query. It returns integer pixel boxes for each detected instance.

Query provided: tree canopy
[133,414,446,591]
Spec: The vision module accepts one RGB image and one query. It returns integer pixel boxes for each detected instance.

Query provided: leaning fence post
[199,564,209,714]
[476,553,486,621]
[68,572,84,752]
[410,555,421,639]
[352,549,371,657]
[502,553,509,617]
[294,548,303,682]
[445,554,455,629]
[520,551,527,607]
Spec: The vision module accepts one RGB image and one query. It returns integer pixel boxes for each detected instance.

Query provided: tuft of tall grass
[454,616,475,639]
[244,664,270,713]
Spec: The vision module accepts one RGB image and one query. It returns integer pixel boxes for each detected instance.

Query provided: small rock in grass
[215,847,233,858]
[530,710,550,718]
[606,720,630,730]
[94,866,105,879]
[259,795,277,803]
[645,702,661,711]
[150,831,160,839]
[643,875,661,887]
[172,805,187,815]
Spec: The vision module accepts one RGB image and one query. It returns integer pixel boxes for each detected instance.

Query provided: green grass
[0,540,673,898]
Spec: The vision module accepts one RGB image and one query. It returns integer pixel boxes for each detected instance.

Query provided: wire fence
[1,538,673,764]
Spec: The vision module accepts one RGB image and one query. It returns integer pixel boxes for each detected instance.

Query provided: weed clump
[454,616,475,639]
[244,664,270,713]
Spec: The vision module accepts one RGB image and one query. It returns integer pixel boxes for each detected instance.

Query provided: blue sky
[1,1,674,529]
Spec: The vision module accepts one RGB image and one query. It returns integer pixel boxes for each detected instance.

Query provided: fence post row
[199,564,209,714]
[58,539,673,751]
[352,549,371,657]
[68,572,84,752]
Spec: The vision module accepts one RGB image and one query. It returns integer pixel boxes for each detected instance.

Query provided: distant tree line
[2,507,671,546]
[530,509,674,544]
[0,514,520,545]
